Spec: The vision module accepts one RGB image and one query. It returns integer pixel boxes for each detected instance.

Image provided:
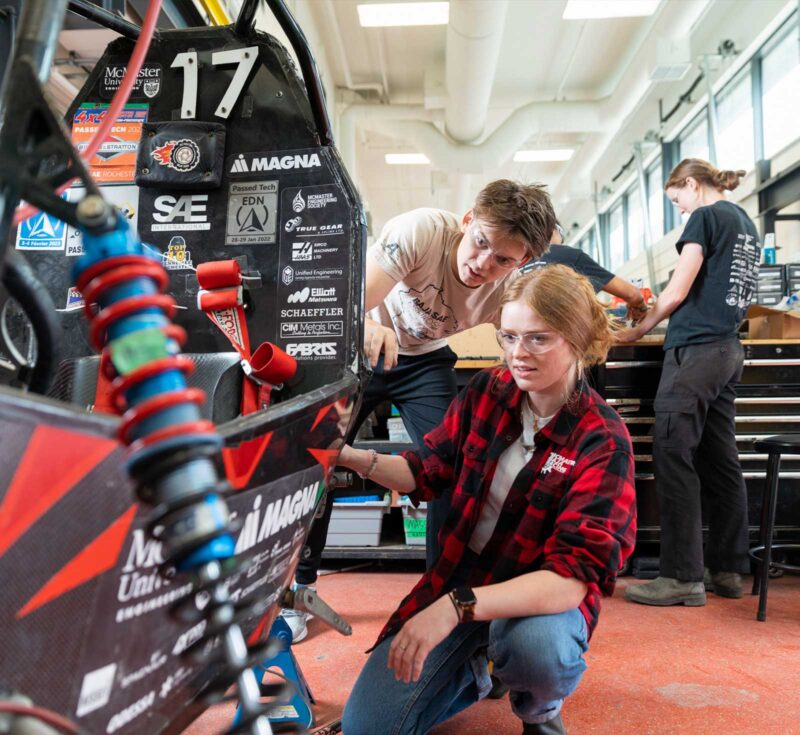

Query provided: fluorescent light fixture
[562,0,659,20]
[385,153,431,165]
[358,2,449,27]
[513,149,575,163]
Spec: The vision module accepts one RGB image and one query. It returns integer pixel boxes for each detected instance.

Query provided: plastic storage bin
[387,417,412,443]
[326,494,390,546]
[400,498,427,546]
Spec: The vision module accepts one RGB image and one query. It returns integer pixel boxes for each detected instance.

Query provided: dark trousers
[653,338,750,582]
[295,346,459,584]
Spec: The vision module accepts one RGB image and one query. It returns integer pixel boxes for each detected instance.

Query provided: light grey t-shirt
[368,208,519,356]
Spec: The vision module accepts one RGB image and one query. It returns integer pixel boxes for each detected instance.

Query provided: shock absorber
[72,195,279,735]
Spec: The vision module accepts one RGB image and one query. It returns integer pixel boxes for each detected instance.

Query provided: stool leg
[752,455,773,596]
[757,452,781,622]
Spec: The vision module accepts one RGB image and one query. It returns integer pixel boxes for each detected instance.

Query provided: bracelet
[357,448,379,479]
[447,590,462,623]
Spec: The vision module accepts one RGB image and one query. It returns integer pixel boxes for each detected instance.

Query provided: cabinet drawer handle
[743,359,800,366]
[605,361,663,368]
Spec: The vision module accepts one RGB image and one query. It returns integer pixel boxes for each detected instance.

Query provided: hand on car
[364,317,399,370]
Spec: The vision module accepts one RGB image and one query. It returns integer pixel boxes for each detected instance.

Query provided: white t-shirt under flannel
[368,208,519,356]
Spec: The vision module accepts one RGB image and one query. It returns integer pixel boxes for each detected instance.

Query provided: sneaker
[624,576,706,606]
[522,713,566,734]
[279,584,316,643]
[703,568,743,599]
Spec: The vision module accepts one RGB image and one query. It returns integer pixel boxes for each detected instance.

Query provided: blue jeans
[342,608,588,735]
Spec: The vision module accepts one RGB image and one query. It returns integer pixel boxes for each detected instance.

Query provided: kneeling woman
[337,265,637,735]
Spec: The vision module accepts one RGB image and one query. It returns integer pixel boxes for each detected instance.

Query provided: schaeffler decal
[152,139,200,172]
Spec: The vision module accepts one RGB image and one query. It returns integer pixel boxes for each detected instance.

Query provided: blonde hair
[500,265,617,369]
[472,179,556,260]
[665,158,746,193]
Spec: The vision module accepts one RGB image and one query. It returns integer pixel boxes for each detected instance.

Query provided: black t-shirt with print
[528,244,614,292]
[664,200,761,351]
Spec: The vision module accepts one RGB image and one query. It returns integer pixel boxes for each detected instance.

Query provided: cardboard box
[746,304,800,339]
[447,323,503,359]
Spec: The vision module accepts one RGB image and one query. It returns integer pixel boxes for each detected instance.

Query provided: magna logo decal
[229,152,322,174]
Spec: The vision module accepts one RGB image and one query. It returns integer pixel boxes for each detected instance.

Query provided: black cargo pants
[295,346,459,584]
[653,337,750,582]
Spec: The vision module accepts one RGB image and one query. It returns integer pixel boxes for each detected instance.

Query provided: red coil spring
[76,254,216,448]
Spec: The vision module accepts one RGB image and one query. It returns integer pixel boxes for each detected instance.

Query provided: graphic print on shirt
[392,284,459,341]
[541,452,576,476]
[725,232,760,310]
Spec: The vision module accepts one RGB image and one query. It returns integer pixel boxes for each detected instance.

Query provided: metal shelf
[322,542,426,560]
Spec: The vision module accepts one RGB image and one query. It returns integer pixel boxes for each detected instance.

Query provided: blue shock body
[73,214,235,569]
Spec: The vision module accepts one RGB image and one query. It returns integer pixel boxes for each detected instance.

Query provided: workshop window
[609,203,625,270]
[761,24,800,159]
[716,68,755,172]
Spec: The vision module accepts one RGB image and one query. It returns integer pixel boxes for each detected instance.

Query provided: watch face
[455,585,477,606]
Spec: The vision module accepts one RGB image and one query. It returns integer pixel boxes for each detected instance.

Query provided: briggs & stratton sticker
[71,103,148,183]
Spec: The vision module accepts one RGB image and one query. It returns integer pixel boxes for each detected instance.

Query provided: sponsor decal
[119,651,167,689]
[66,288,85,311]
[284,216,302,232]
[158,666,192,699]
[287,286,337,304]
[15,208,66,251]
[291,222,344,237]
[290,240,340,262]
[285,342,338,360]
[106,691,155,733]
[292,241,313,261]
[292,191,305,212]
[162,236,194,270]
[282,266,295,285]
[100,63,162,99]
[152,139,200,172]
[72,103,148,183]
[292,267,345,281]
[76,663,117,718]
[226,180,278,245]
[151,194,209,232]
[280,307,343,318]
[172,621,206,656]
[541,452,576,476]
[280,321,343,338]
[229,151,322,174]
[233,482,321,555]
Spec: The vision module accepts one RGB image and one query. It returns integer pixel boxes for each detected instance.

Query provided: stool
[749,435,800,621]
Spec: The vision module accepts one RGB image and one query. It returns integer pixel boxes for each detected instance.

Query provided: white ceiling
[52,0,793,240]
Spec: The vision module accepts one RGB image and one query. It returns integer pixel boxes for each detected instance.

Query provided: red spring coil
[76,254,216,450]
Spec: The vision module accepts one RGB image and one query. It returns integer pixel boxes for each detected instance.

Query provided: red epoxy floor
[185,568,800,734]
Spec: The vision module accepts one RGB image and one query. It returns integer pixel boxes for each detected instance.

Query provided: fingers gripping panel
[14,26,363,394]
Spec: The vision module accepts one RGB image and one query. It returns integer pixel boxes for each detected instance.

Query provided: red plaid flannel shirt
[376,367,636,645]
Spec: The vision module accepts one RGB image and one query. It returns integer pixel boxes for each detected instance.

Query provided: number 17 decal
[171,46,259,120]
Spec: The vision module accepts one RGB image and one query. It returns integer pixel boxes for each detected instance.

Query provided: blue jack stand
[233,616,316,730]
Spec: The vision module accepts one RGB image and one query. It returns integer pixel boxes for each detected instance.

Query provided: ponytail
[665,158,746,193]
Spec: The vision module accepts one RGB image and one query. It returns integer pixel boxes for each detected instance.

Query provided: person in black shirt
[531,226,648,323]
[619,158,761,606]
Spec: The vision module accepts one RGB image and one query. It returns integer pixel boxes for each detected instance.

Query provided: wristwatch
[448,585,477,623]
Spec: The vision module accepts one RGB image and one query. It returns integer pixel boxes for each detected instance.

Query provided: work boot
[522,713,566,735]
[487,675,510,699]
[624,576,706,606]
[703,568,743,599]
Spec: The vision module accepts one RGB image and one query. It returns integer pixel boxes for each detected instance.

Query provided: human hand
[627,300,649,325]
[364,317,399,370]
[387,595,459,683]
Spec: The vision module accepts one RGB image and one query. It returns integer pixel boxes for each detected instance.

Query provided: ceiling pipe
[552,0,713,215]
[445,0,509,143]
[322,0,386,99]
[377,100,607,174]
[338,103,444,182]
